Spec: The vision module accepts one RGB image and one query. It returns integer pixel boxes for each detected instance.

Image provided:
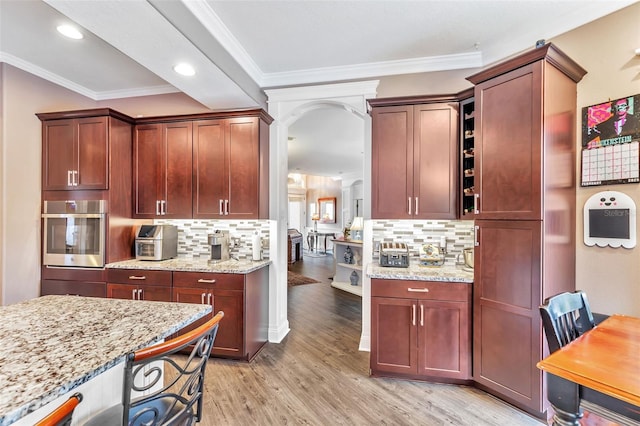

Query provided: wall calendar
[581,94,640,186]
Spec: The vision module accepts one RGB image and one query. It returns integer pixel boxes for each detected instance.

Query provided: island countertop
[106,257,271,274]
[367,263,474,283]
[0,295,211,426]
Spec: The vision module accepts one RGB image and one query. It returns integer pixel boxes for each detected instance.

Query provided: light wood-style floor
[196,252,546,425]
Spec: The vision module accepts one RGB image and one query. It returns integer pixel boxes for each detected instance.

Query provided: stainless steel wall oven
[42,200,106,268]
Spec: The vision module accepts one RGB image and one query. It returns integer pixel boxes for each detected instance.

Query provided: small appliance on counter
[379,242,410,268]
[461,247,474,272]
[135,225,178,261]
[419,243,445,267]
[208,230,230,263]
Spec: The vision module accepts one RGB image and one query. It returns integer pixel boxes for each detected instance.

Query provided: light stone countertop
[0,295,211,426]
[367,263,474,283]
[106,257,271,274]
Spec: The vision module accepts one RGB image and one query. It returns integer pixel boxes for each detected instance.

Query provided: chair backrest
[540,290,595,353]
[35,393,82,426]
[122,311,224,426]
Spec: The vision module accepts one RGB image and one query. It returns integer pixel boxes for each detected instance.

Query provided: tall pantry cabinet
[467,44,586,417]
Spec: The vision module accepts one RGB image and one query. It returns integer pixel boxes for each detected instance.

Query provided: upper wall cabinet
[369,96,459,219]
[38,109,133,191]
[193,116,270,219]
[133,121,193,218]
[134,109,272,220]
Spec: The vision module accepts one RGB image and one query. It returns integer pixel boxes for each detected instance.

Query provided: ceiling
[0,0,635,178]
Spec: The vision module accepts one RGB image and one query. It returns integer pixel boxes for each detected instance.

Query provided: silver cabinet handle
[73,170,78,186]
[67,170,73,187]
[219,199,224,215]
[128,276,146,280]
[208,293,213,305]
[132,289,137,300]
[138,289,143,299]
[408,197,412,215]
[225,199,229,215]
[415,197,419,215]
[161,200,166,215]
[197,279,216,284]
[201,292,206,304]
[420,304,424,327]
[474,225,479,247]
[156,200,161,216]
[412,304,416,326]
[407,288,429,293]
[474,194,480,214]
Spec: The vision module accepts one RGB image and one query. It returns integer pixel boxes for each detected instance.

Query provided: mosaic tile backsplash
[155,219,270,260]
[372,220,475,266]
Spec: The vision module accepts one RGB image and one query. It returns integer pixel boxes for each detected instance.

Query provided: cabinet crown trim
[466,43,587,85]
[36,108,135,124]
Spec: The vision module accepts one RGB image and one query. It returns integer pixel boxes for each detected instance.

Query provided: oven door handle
[42,213,104,219]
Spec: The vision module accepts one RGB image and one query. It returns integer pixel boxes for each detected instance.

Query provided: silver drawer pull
[407,288,429,293]
[128,275,146,280]
[197,279,216,284]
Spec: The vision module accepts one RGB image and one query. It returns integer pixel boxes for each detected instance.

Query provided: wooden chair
[85,311,224,426]
[35,393,82,426]
[540,291,640,423]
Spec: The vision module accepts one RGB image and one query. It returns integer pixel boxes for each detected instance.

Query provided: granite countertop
[367,263,474,283]
[106,257,271,274]
[0,295,211,426]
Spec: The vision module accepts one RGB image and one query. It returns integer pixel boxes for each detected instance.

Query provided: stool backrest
[35,393,82,426]
[540,290,595,353]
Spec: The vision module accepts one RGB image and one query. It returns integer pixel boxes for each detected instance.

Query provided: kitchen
[1,1,639,425]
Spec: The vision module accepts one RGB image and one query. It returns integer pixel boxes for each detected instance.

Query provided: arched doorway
[264,81,378,350]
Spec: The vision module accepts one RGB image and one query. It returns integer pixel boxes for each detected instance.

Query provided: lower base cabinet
[173,267,268,361]
[41,279,106,298]
[107,269,172,302]
[371,279,471,383]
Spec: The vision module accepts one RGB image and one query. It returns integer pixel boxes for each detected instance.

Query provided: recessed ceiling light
[57,25,83,40]
[173,63,196,76]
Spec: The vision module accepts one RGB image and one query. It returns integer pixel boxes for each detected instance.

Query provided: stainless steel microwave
[41,200,106,268]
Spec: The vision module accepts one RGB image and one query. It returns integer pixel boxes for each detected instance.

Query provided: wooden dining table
[537,314,640,425]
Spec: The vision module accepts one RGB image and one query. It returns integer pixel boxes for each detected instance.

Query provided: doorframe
[265,80,379,350]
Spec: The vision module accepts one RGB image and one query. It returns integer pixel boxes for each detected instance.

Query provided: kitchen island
[0,295,211,426]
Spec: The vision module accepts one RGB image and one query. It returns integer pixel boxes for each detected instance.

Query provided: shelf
[331,280,362,297]
[337,262,362,270]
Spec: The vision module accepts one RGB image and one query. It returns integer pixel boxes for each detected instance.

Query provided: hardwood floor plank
[188,255,545,425]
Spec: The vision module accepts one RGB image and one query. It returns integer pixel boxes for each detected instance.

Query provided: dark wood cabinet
[133,121,193,218]
[173,267,268,361]
[193,117,269,219]
[41,116,108,190]
[371,279,471,383]
[41,279,106,298]
[370,97,458,219]
[467,44,586,417]
[107,269,172,302]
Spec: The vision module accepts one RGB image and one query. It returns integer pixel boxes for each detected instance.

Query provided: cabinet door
[475,62,543,220]
[413,104,458,219]
[418,300,470,380]
[138,284,172,302]
[192,119,227,218]
[473,219,543,412]
[107,283,138,300]
[371,105,413,219]
[76,116,108,189]
[227,117,260,218]
[371,296,417,375]
[163,121,193,218]
[210,289,244,358]
[133,124,163,217]
[42,119,76,190]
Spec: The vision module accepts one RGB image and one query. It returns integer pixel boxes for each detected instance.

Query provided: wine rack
[460,97,475,217]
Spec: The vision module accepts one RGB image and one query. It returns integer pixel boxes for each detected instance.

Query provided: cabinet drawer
[371,279,470,301]
[107,269,172,286]
[173,271,244,290]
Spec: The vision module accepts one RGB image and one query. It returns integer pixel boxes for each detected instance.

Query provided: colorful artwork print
[581,94,640,186]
